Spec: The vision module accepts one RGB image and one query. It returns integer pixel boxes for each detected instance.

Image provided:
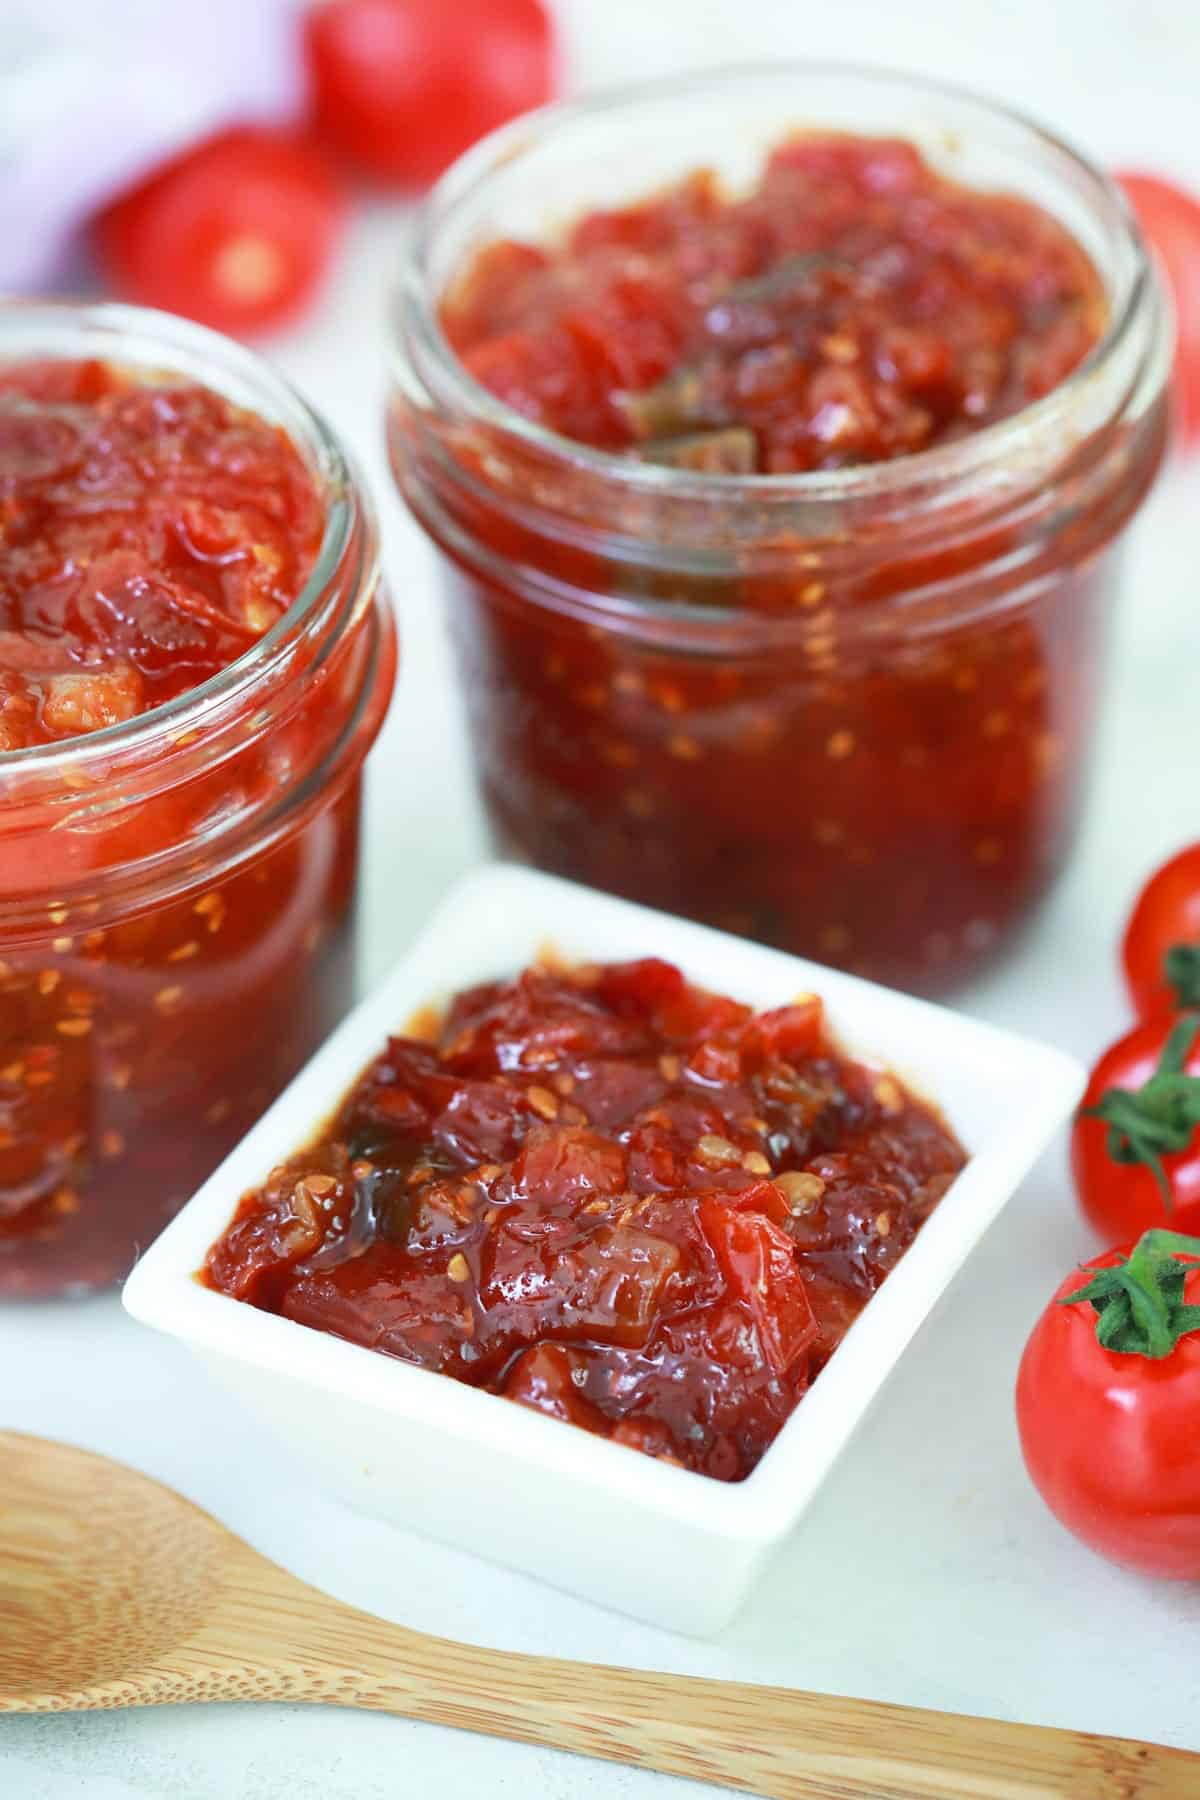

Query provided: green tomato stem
[1079,1012,1200,1208]
[1059,1228,1200,1359]
[1166,943,1200,1009]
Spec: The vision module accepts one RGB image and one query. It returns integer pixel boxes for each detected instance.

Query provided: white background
[4,2,1200,1796]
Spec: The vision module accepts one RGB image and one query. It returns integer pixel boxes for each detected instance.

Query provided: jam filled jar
[0,303,396,1297]
[390,64,1170,995]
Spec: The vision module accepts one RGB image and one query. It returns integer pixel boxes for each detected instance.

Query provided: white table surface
[5,2,1200,1794]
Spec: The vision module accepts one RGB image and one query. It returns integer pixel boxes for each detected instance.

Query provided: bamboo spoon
[0,1431,1193,1800]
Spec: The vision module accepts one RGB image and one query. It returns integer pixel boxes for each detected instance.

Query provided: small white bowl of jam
[124,863,1082,1635]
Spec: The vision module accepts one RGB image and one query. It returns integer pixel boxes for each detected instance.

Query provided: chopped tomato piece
[508,1124,628,1206]
[699,1199,817,1376]
[590,957,689,1017]
[744,1000,826,1065]
[503,1342,608,1433]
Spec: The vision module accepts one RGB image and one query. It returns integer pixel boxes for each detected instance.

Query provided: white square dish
[123,863,1084,1636]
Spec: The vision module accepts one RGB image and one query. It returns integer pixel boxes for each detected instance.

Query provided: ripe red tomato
[304,0,557,188]
[1016,1225,1200,1577]
[95,128,346,338]
[1072,1012,1200,1241]
[1122,842,1200,1019]
[1117,171,1200,444]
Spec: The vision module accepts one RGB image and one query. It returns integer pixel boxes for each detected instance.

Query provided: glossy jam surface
[0,357,386,1299]
[400,134,1163,993]
[0,358,323,749]
[441,134,1105,471]
[206,958,966,1480]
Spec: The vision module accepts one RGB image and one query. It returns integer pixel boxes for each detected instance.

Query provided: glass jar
[0,302,396,1298]
[389,64,1170,995]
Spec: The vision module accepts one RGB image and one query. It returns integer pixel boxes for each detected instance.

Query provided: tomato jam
[393,84,1169,993]
[0,359,324,748]
[442,136,1106,469]
[206,957,965,1481]
[1,324,394,1298]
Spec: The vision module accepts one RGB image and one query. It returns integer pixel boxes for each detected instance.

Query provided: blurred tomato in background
[95,127,346,337]
[305,0,557,187]
[1118,172,1200,444]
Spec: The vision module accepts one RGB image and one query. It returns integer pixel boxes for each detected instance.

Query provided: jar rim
[395,58,1156,504]
[0,298,369,775]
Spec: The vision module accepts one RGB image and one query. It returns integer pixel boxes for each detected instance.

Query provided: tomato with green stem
[1122,842,1200,1019]
[1016,1226,1200,1577]
[1073,1012,1200,1241]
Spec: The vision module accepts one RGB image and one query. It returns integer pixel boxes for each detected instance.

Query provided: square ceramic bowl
[124,863,1083,1636]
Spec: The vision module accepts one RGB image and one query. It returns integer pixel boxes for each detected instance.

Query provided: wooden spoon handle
[327,1650,1197,1799]
[350,1653,1193,1798]
[202,1561,1198,1800]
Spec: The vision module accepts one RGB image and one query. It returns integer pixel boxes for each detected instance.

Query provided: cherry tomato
[1072,1012,1200,1241]
[95,128,346,338]
[304,0,557,188]
[1122,842,1200,1019]
[1117,171,1200,444]
[1016,1225,1200,1577]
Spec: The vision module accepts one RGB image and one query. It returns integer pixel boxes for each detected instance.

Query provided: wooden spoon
[0,1430,1193,1799]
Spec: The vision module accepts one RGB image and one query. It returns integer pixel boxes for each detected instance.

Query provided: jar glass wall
[390,64,1170,995]
[0,303,397,1297]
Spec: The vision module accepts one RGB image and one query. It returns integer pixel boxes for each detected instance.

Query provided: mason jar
[0,302,396,1297]
[389,64,1169,996]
